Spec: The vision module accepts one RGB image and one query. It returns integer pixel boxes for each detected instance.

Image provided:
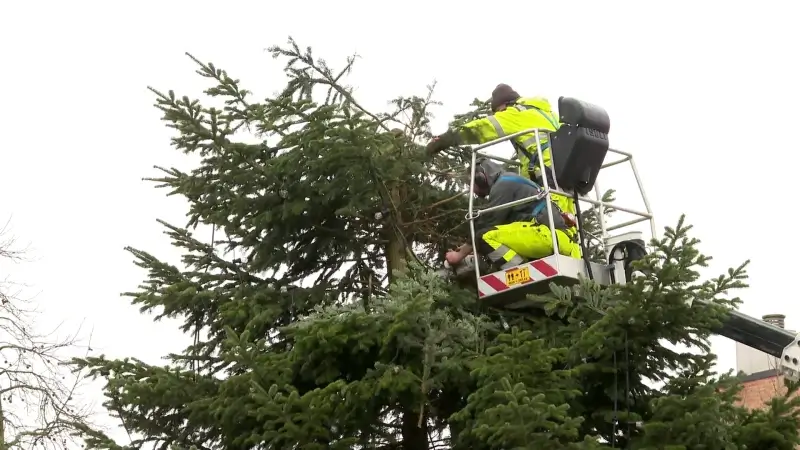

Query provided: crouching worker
[446,158,581,272]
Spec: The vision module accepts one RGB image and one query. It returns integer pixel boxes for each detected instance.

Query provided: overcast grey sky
[2,0,799,442]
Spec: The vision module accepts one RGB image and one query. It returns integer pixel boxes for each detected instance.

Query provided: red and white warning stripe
[477,256,560,298]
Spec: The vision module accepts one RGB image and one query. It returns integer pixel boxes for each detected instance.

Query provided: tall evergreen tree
[74,39,800,449]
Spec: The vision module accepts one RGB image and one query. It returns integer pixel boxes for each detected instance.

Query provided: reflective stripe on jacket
[457,96,576,216]
[457,96,559,177]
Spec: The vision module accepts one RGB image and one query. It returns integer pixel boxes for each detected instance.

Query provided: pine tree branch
[269,38,392,133]
[421,191,468,211]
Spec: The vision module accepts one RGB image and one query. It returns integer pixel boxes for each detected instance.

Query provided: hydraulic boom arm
[695,298,800,380]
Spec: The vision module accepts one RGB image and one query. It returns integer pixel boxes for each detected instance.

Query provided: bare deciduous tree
[0,220,96,449]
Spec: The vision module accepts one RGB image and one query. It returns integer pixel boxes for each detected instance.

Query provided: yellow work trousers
[480,222,581,269]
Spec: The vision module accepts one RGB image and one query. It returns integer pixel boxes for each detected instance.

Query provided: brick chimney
[762,313,786,329]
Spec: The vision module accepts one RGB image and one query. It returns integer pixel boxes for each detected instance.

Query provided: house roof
[740,368,779,383]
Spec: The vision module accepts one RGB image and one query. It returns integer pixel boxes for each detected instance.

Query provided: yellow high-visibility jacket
[456,97,576,216]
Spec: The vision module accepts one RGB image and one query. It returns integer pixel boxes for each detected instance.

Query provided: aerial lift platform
[444,96,800,381]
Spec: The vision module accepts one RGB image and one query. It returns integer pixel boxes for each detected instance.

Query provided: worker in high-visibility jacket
[444,158,581,271]
[426,84,575,218]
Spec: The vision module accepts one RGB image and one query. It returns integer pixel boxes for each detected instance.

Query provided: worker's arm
[451,180,516,260]
[459,109,519,145]
[448,180,518,263]
[474,179,515,232]
[426,109,519,155]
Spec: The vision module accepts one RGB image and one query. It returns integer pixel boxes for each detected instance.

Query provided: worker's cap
[490,84,521,112]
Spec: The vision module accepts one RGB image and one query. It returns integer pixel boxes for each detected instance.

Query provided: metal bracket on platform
[464,189,550,222]
[780,333,800,381]
[464,210,482,221]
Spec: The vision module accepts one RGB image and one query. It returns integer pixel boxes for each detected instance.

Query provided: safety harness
[496,174,569,229]
[510,103,560,177]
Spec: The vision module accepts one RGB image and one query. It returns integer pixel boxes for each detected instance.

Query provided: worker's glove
[561,212,577,228]
[425,130,460,155]
[426,137,445,155]
[445,250,465,266]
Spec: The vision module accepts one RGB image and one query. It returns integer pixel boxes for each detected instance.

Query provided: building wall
[735,371,800,449]
[732,315,797,448]
[735,370,785,410]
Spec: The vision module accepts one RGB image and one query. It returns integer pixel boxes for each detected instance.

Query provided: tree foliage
[73,38,800,449]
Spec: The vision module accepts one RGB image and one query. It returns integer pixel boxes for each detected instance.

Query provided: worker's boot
[434,266,453,279]
[435,255,485,281]
[454,255,491,279]
[453,255,476,277]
